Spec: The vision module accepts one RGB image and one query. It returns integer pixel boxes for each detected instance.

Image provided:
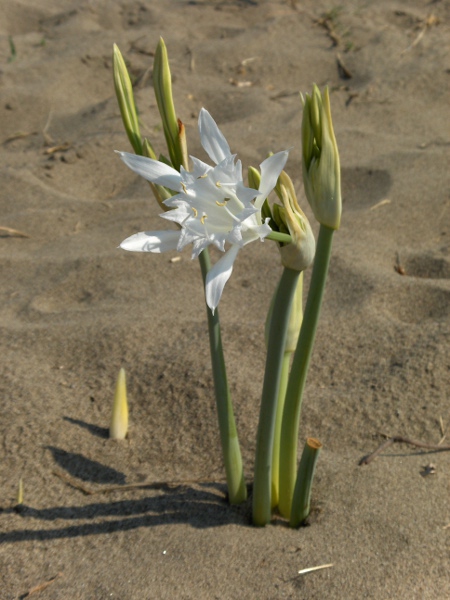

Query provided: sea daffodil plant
[113,39,341,526]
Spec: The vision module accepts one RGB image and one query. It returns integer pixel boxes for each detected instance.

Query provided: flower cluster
[119,109,288,311]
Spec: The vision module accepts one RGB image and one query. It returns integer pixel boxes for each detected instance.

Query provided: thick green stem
[289,438,322,527]
[278,224,334,519]
[198,249,246,504]
[252,267,300,526]
[271,351,292,509]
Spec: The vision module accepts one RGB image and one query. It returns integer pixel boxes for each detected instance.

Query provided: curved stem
[252,267,300,526]
[198,249,246,504]
[278,225,334,519]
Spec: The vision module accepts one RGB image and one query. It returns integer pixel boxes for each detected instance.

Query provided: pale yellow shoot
[109,368,128,440]
[17,477,23,505]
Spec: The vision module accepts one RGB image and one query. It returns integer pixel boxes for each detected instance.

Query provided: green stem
[266,231,292,244]
[252,267,300,526]
[278,224,334,519]
[289,437,322,527]
[198,249,246,504]
[271,350,292,509]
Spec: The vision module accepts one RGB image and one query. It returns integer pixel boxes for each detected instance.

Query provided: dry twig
[42,110,54,145]
[4,131,38,144]
[44,142,72,154]
[401,14,439,55]
[52,470,95,494]
[0,226,30,238]
[360,435,450,466]
[20,573,63,599]
[369,199,391,211]
[53,469,225,495]
[336,53,352,79]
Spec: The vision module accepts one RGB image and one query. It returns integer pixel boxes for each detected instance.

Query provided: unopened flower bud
[113,44,143,155]
[301,85,341,230]
[153,38,185,170]
[272,173,315,272]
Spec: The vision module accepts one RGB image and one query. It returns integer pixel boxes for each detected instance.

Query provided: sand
[1,0,449,598]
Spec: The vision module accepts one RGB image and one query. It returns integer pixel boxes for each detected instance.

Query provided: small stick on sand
[369,199,391,211]
[359,435,450,466]
[52,470,95,495]
[400,14,439,56]
[3,131,38,143]
[0,226,30,238]
[42,110,54,145]
[298,563,333,575]
[20,572,62,598]
[336,53,352,79]
[44,142,72,154]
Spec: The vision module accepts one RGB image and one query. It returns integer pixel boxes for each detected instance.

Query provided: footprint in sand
[341,166,392,210]
[389,249,450,324]
[401,251,450,280]
[29,260,114,315]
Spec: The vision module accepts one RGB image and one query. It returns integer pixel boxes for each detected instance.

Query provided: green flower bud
[272,172,315,272]
[153,38,186,170]
[301,85,341,230]
[113,44,143,155]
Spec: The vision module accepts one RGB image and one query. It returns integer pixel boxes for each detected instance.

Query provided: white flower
[118,108,288,311]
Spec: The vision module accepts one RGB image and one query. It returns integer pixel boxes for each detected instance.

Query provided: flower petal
[255,150,289,209]
[205,244,240,312]
[120,230,180,253]
[189,156,212,179]
[198,108,231,165]
[117,152,182,191]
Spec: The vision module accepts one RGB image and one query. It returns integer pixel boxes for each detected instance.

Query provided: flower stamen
[200,214,208,225]
[191,207,198,217]
[215,198,230,207]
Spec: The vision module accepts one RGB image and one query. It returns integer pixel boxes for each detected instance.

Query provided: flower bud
[272,173,315,272]
[113,44,143,155]
[301,85,341,230]
[153,38,185,170]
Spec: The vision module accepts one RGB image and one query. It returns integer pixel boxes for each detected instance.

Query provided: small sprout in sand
[8,36,16,63]
[109,367,128,440]
[17,477,24,506]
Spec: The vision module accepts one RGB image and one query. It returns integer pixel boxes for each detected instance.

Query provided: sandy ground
[1,0,449,598]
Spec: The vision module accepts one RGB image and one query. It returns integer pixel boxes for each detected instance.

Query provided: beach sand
[1,1,449,598]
